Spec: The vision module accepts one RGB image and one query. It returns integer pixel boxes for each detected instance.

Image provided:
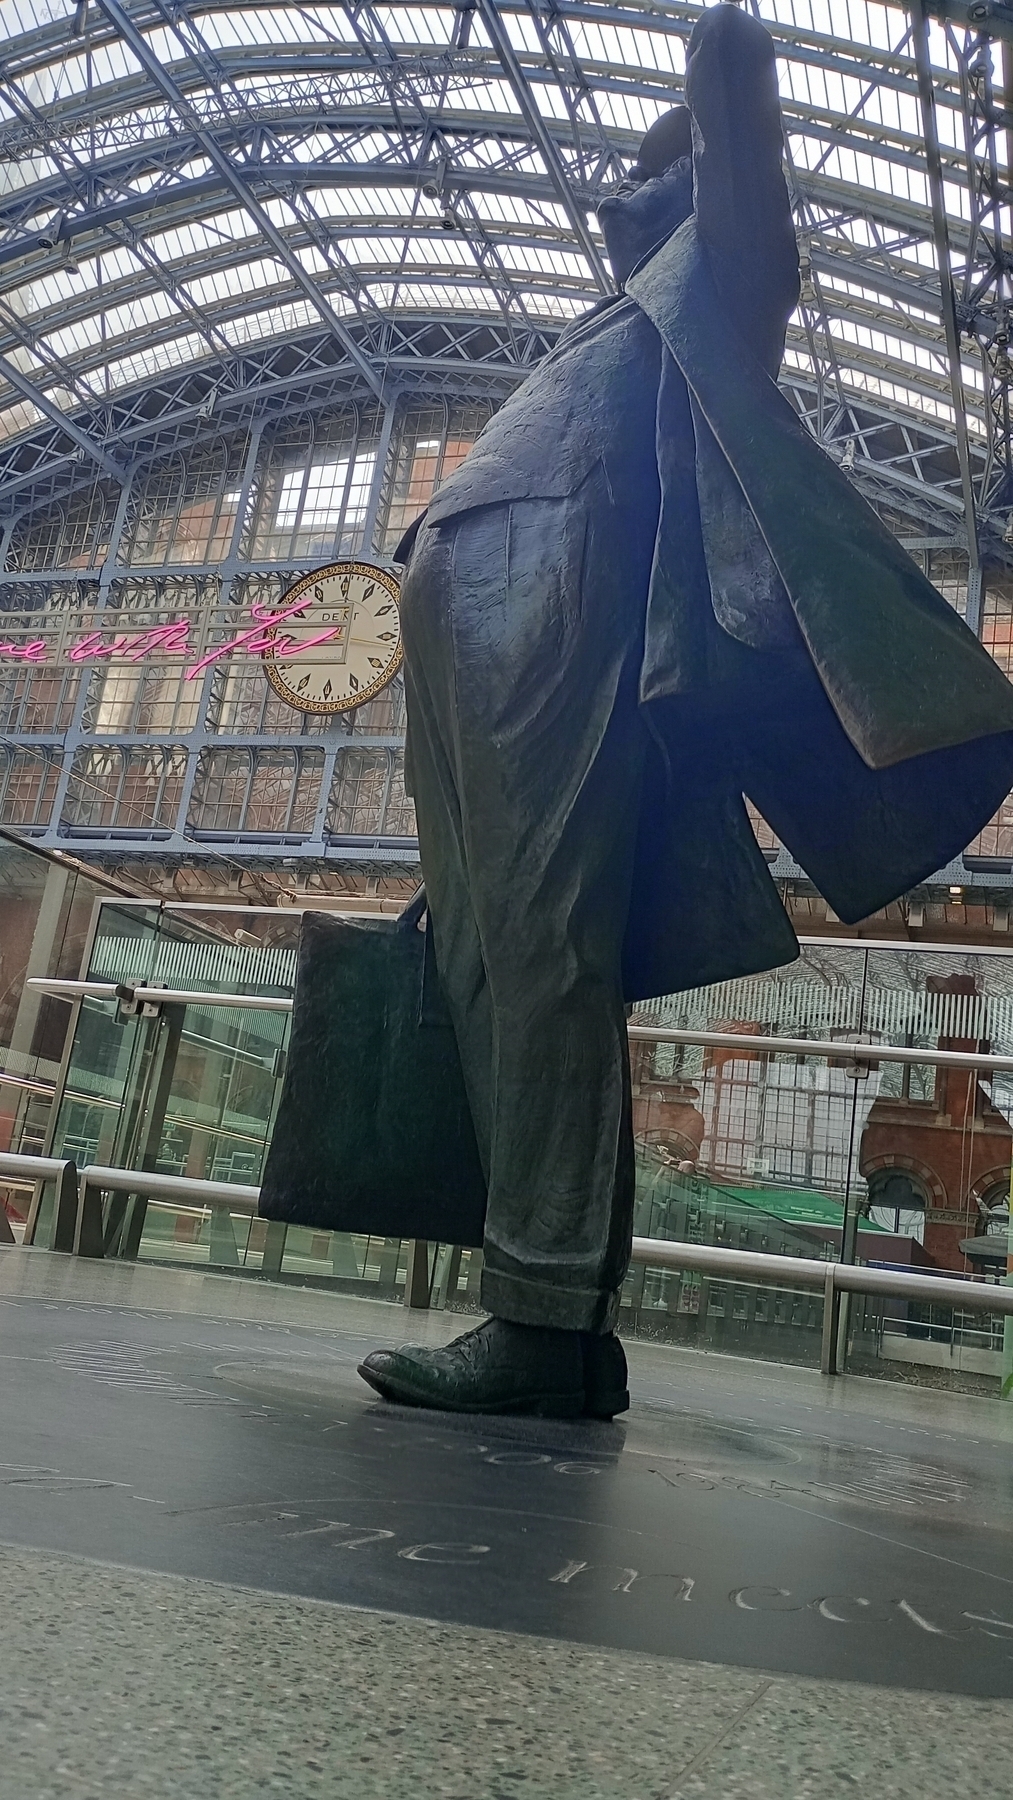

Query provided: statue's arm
[685,3,799,376]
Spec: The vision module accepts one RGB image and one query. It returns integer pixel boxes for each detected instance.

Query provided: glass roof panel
[0,0,1002,511]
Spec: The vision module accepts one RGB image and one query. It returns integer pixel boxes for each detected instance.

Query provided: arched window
[865,1169,927,1242]
[124,442,239,568]
[245,410,383,563]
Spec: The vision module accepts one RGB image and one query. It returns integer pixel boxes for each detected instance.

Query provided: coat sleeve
[685,4,798,376]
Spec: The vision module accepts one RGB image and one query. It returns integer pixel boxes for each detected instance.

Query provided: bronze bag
[258,891,487,1247]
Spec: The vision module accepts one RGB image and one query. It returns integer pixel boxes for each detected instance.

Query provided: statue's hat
[633,106,693,178]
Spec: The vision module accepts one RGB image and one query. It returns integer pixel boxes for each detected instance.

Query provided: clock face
[261,560,402,716]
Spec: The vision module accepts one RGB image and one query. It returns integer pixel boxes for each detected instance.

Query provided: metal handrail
[8,1146,1010,1321]
[0,1150,79,1251]
[79,1165,260,1212]
[97,905,1013,957]
[26,979,292,1013]
[25,979,1013,1073]
[5,1146,1012,1377]
[627,1024,1013,1072]
[627,1236,1013,1375]
[0,1151,77,1183]
[629,1236,1013,1313]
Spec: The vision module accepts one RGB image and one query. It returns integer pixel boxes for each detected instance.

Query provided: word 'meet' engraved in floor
[550,1562,694,1600]
[542,1565,1013,1646]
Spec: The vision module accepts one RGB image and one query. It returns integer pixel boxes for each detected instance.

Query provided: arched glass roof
[0,0,1002,538]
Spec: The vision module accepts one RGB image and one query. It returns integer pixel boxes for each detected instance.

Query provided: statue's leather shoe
[581,1332,630,1418]
[357,1318,584,1416]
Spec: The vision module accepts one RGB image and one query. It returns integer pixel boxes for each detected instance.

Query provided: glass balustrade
[0,829,134,1236]
[8,881,1009,1387]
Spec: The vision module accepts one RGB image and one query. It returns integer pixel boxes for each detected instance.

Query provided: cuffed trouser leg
[400,461,658,1332]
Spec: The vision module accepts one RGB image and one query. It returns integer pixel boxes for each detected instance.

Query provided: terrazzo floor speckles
[1,1543,1010,1800]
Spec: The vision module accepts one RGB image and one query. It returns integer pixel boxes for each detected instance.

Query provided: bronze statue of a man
[359,3,1013,1416]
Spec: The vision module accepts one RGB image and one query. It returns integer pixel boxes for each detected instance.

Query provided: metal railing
[0,1150,79,1250]
[26,979,1013,1078]
[4,1148,1011,1378]
[26,979,292,1013]
[73,1166,262,1263]
[627,1236,1013,1375]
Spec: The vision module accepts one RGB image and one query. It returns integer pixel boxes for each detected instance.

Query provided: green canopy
[718,1184,888,1233]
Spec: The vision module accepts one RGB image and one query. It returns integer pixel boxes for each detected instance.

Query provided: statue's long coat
[404,5,1013,1001]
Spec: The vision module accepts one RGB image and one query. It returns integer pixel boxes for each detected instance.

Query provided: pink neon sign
[0,590,344,679]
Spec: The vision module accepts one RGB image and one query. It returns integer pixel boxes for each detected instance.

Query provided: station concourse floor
[2,1248,1013,1800]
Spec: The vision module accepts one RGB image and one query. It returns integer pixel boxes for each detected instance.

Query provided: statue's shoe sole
[356,1360,584,1418]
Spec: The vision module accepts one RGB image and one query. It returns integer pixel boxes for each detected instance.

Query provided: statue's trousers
[401,456,660,1331]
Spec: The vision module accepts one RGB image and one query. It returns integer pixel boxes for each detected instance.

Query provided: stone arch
[967,1164,1012,1215]
[859,1152,945,1208]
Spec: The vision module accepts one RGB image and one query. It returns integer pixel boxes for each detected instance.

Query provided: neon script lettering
[0,639,48,662]
[0,593,342,677]
[182,586,342,680]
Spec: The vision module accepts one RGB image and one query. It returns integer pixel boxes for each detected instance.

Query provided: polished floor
[2,1247,1012,1798]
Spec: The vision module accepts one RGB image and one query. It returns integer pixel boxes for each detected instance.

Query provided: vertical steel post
[404,1237,432,1308]
[363,397,399,558]
[913,1,984,624]
[1001,1156,1013,1396]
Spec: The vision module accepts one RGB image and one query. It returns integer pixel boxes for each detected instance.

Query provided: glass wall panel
[23,898,1013,1384]
[62,745,187,831]
[325,746,415,838]
[327,747,388,835]
[45,901,297,1255]
[379,401,495,552]
[0,666,79,734]
[188,747,324,835]
[243,408,384,563]
[0,833,132,1229]
[0,748,62,828]
[966,794,1013,861]
[84,662,201,735]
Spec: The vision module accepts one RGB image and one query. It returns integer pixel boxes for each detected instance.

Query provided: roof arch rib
[0,0,1008,566]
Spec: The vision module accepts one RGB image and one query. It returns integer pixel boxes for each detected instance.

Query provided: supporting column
[912,0,983,626]
[820,1262,841,1376]
[173,421,265,839]
[261,1219,288,1278]
[48,471,135,835]
[363,396,399,558]
[1001,1159,1013,1398]
[404,1238,431,1308]
[74,1177,105,1259]
[50,1160,82,1254]
[966,565,985,641]
[208,1205,240,1267]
